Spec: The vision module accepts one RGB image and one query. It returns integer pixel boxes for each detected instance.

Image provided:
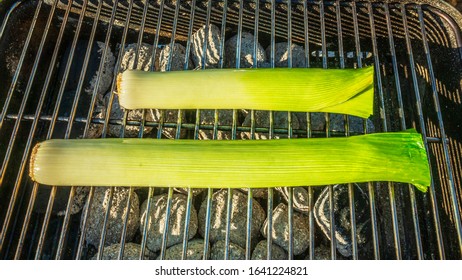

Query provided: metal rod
[308,186,315,260]
[150,1,164,73]
[235,0,244,69]
[181,188,193,260]
[287,187,294,260]
[117,187,134,260]
[1,0,57,256]
[306,108,315,260]
[303,0,310,68]
[267,187,273,260]
[0,0,24,40]
[218,0,228,69]
[85,0,119,138]
[139,187,154,260]
[76,187,95,260]
[319,0,327,69]
[335,0,344,68]
[24,0,76,260]
[159,187,174,260]
[14,183,38,259]
[367,3,385,259]
[0,1,42,135]
[402,4,445,259]
[166,0,181,72]
[348,184,358,259]
[385,4,424,259]
[224,188,233,260]
[287,109,294,260]
[200,0,212,69]
[328,185,336,260]
[184,0,196,70]
[387,182,402,259]
[60,2,133,259]
[270,0,275,69]
[76,0,122,260]
[351,1,362,68]
[53,185,75,260]
[287,0,292,68]
[54,0,97,259]
[202,188,213,260]
[212,109,219,140]
[133,0,151,142]
[96,187,114,260]
[418,6,462,255]
[253,0,260,68]
[1,2,50,187]
[245,189,253,260]
[34,186,56,260]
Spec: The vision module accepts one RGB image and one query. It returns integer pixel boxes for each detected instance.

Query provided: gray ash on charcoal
[314,184,372,258]
[239,188,268,199]
[120,43,160,72]
[303,244,332,260]
[210,240,246,260]
[275,187,310,214]
[85,41,116,101]
[91,242,154,260]
[140,193,198,253]
[57,187,90,216]
[198,189,265,249]
[224,32,266,68]
[251,240,288,260]
[159,43,192,71]
[190,24,222,68]
[261,203,310,256]
[174,188,206,196]
[84,110,105,139]
[159,239,207,260]
[266,42,306,68]
[198,109,234,140]
[84,187,140,247]
[104,93,154,138]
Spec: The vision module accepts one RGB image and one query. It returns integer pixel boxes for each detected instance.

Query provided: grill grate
[0,0,461,260]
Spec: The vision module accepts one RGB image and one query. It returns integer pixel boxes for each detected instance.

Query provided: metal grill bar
[417,6,462,255]
[7,0,58,259]
[382,3,402,260]
[2,0,72,259]
[53,0,95,259]
[1,0,462,260]
[401,4,445,259]
[76,0,120,260]
[388,4,424,259]
[181,188,194,259]
[139,187,153,260]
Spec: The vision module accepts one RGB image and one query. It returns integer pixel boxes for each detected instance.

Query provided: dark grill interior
[0,0,461,260]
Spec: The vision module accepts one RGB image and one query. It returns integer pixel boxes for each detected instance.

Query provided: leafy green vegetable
[30,130,430,192]
[117,67,374,118]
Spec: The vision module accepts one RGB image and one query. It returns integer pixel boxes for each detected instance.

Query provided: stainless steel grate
[0,0,461,260]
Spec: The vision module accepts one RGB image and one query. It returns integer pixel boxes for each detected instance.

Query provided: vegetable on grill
[116,67,374,118]
[29,130,430,192]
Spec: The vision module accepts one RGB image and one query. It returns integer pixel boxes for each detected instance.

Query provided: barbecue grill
[0,0,461,260]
